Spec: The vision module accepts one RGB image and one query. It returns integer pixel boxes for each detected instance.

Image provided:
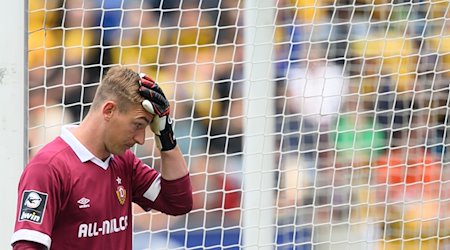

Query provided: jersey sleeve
[11,156,65,249]
[130,155,193,216]
[12,240,46,250]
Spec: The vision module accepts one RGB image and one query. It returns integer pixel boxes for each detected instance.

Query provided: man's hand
[138,73,177,151]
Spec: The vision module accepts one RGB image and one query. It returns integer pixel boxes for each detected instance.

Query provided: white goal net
[26,0,449,249]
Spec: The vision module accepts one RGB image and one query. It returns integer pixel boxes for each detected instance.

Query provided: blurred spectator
[285,42,347,166]
[329,89,388,233]
[104,1,165,73]
[370,146,442,249]
[28,0,103,159]
[28,92,75,158]
[370,110,443,248]
[27,0,72,158]
[334,94,386,169]
[274,0,335,78]
[275,2,349,247]
[189,155,241,227]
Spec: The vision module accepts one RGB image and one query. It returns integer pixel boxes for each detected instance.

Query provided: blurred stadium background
[1,0,450,249]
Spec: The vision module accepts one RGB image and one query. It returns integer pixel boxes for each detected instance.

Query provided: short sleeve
[130,156,161,209]
[11,159,64,248]
[130,155,192,215]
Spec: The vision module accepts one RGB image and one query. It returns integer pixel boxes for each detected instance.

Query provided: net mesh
[28,0,450,249]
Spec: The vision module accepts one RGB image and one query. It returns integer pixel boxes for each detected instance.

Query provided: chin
[111,148,127,156]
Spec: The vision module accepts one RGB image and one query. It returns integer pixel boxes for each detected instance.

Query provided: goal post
[0,0,27,247]
[242,0,277,249]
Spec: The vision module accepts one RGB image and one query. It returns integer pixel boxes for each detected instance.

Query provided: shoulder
[24,137,74,176]
[32,137,71,160]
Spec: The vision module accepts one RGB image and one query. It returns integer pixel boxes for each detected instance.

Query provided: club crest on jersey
[116,185,126,205]
[19,190,48,224]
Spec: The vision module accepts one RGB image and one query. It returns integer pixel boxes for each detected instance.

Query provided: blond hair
[91,67,144,112]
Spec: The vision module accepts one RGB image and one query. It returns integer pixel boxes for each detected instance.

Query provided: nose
[134,128,146,145]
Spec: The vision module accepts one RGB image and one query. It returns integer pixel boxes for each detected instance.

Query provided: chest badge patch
[116,185,126,205]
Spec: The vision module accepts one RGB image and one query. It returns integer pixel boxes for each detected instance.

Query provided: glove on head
[138,73,177,151]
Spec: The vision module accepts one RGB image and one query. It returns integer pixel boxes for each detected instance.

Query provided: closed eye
[134,122,146,130]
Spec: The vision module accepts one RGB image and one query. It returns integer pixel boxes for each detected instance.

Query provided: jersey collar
[60,125,112,170]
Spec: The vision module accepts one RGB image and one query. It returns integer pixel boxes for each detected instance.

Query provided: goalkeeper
[11,67,193,250]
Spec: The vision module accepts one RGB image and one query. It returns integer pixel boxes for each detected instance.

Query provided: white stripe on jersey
[143,174,161,201]
[11,228,52,249]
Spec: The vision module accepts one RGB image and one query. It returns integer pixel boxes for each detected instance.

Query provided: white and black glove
[138,73,177,151]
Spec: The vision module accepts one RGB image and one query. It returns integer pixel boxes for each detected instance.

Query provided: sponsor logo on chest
[78,215,128,238]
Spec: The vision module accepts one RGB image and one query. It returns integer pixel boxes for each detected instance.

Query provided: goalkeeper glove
[138,73,177,151]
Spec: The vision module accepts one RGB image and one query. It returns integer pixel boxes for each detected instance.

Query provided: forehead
[126,103,153,122]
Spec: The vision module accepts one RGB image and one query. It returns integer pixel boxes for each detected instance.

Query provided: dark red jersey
[11,126,192,249]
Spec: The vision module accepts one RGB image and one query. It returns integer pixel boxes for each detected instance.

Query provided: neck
[72,113,110,160]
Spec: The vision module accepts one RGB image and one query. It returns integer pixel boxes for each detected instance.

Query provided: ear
[102,101,116,121]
